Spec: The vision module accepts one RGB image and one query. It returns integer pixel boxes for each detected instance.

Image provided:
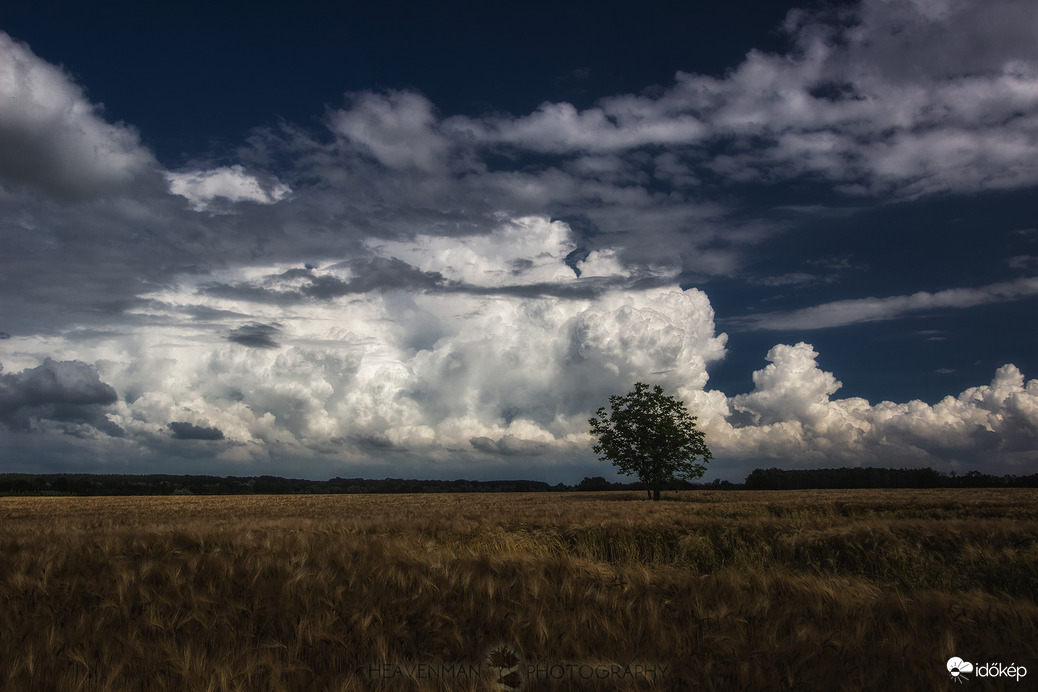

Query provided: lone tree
[588,382,711,500]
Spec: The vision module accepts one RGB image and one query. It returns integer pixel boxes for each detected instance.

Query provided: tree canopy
[588,382,711,500]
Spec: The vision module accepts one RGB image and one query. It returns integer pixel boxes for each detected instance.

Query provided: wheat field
[2,489,1036,691]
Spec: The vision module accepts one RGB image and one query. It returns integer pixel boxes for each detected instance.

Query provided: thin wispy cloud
[734,278,1038,331]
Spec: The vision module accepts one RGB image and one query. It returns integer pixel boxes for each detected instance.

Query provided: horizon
[2,0,1037,483]
[4,465,1033,493]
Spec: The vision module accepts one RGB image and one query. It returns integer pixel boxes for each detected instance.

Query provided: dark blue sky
[2,1,796,160]
[1,0,1036,481]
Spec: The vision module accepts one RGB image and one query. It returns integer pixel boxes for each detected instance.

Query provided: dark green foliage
[744,467,1038,490]
[588,382,711,499]
[576,476,614,491]
[0,474,556,496]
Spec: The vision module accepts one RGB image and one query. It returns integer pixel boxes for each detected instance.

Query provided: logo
[947,657,973,684]
[946,656,1028,684]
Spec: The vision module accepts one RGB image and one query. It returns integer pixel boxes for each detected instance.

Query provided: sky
[1,0,1037,483]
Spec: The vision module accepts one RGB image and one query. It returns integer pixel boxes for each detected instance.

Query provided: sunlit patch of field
[2,489,1036,690]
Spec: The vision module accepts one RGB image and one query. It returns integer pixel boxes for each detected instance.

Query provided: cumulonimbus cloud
[5,217,1034,479]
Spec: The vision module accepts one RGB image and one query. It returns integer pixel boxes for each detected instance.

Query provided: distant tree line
[0,474,560,496]
[1,467,1035,496]
[742,467,1038,490]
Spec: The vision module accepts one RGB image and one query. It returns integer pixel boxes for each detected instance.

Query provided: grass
[1,489,1036,690]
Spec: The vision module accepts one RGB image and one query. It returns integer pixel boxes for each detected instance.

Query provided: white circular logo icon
[947,657,974,683]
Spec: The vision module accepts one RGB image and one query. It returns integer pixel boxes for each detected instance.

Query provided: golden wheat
[1,490,1035,690]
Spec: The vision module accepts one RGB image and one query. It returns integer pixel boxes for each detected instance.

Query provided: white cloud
[165,164,291,211]
[328,90,451,172]
[686,0,1038,196]
[371,216,580,287]
[5,210,1037,477]
[3,216,726,474]
[730,343,842,426]
[844,0,1038,80]
[11,271,1037,477]
[711,344,1038,472]
[0,31,156,199]
[440,0,1038,198]
[449,99,707,153]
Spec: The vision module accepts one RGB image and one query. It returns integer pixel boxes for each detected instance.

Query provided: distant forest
[1,467,1036,496]
[743,466,1038,490]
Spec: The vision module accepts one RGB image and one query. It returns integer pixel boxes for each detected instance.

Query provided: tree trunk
[646,488,652,500]
[652,488,660,501]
